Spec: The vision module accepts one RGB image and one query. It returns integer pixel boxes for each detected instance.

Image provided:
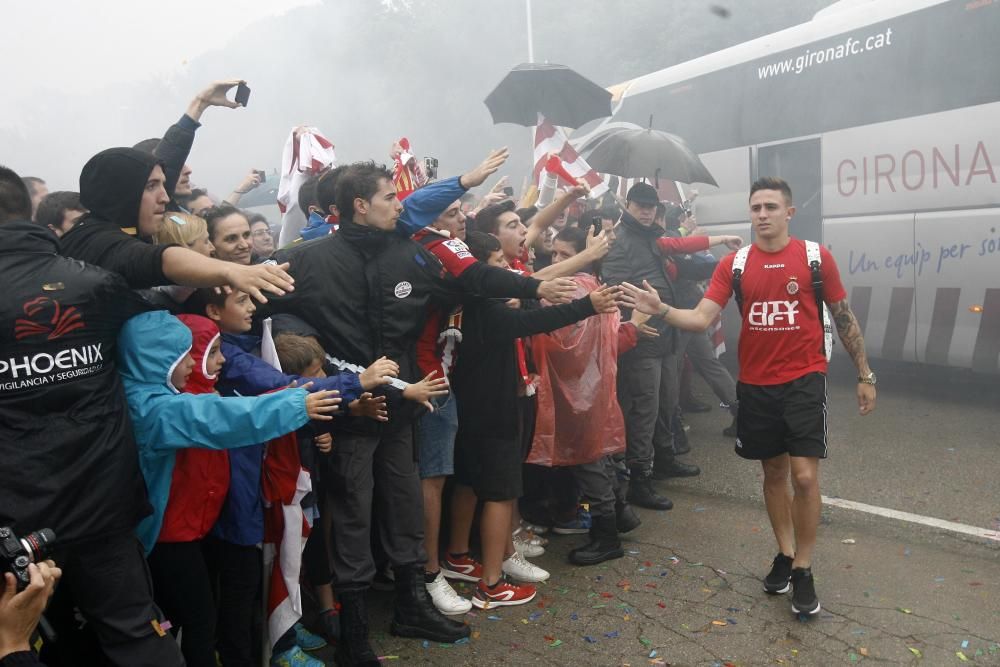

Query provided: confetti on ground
[570,613,579,620]
[488,615,502,621]
[957,651,969,662]
[422,641,430,649]
[549,639,563,647]
[689,562,703,567]
[668,557,680,564]
[528,611,543,621]
[657,602,666,609]
[897,607,912,614]
[472,631,480,640]
[859,647,869,656]
[378,656,399,661]
[841,538,856,544]
[962,640,969,649]
[908,647,923,657]
[693,506,706,512]
[649,650,658,658]
[584,636,597,643]
[712,620,728,626]
[605,631,620,638]
[592,604,607,609]
[601,592,614,598]
[455,638,470,645]
[849,653,859,662]
[934,577,945,583]
[437,643,452,649]
[640,637,652,647]
[627,550,640,555]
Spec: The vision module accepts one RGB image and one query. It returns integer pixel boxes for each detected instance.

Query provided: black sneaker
[763,553,794,594]
[790,567,821,616]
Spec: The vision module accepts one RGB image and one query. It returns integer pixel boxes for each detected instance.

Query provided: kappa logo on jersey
[442,239,473,260]
[747,300,801,330]
[14,297,84,341]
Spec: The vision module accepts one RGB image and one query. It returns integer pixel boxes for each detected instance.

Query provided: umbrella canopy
[484,63,612,129]
[583,127,718,186]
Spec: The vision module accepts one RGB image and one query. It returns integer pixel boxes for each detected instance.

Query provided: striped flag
[259,317,312,651]
[709,313,726,358]
[533,116,608,198]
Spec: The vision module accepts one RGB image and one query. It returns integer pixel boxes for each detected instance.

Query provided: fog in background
[2,0,834,197]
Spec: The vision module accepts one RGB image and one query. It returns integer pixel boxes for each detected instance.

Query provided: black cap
[626,182,659,206]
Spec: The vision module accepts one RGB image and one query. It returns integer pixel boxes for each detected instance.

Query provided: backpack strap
[731,245,751,316]
[805,240,833,360]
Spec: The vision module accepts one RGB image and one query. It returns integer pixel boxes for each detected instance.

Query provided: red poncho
[527,273,630,467]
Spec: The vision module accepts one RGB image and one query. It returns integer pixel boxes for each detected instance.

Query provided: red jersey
[413,228,477,380]
[704,238,846,386]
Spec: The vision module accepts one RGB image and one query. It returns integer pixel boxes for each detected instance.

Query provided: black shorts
[735,372,828,461]
[453,397,536,502]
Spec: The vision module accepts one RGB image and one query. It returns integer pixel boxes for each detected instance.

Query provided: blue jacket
[216,332,363,401]
[118,311,312,552]
[397,177,466,236]
[300,211,336,240]
[212,332,362,545]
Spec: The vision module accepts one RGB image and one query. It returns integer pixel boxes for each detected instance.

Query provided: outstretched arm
[619,280,722,332]
[828,298,876,415]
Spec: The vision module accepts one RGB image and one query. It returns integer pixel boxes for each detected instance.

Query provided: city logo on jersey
[2,296,104,393]
[747,300,801,332]
[14,297,84,341]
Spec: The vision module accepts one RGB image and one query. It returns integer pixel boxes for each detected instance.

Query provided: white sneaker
[425,571,472,614]
[520,519,550,535]
[512,528,545,558]
[502,552,550,583]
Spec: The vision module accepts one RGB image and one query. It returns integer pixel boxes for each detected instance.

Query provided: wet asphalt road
[314,358,1000,665]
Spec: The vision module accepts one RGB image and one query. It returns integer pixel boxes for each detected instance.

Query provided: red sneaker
[471,577,537,608]
[441,554,483,582]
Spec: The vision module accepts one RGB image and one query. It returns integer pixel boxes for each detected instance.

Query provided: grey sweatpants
[677,329,737,407]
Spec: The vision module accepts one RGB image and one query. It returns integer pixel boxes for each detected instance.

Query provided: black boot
[390,564,470,643]
[334,589,379,667]
[569,514,624,566]
[615,498,642,533]
[627,469,673,510]
[652,457,701,480]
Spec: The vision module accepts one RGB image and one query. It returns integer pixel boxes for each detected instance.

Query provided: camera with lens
[0,527,56,591]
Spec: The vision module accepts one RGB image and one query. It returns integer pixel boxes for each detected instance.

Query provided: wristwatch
[858,371,876,385]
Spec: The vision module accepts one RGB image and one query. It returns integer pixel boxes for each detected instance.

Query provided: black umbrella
[484,63,612,129]
[583,127,718,186]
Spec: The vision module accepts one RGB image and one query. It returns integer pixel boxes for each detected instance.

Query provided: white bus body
[597,0,1000,372]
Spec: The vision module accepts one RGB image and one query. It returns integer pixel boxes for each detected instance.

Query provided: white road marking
[821,496,1000,542]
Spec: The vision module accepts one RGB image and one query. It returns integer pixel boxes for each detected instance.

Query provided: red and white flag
[533,116,608,198]
[709,313,726,358]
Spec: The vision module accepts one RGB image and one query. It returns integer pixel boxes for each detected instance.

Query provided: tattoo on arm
[829,299,869,372]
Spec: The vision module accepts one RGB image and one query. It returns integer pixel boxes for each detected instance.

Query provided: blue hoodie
[118,311,312,552]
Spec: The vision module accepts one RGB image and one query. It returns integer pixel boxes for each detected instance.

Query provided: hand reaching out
[618,280,664,316]
[359,356,399,390]
[536,277,576,304]
[223,261,295,303]
[305,389,341,420]
[588,285,624,314]
[461,148,510,189]
[187,80,245,121]
[348,393,389,422]
[402,371,449,412]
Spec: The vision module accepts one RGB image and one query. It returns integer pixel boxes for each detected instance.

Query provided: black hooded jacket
[59,147,175,288]
[0,221,153,546]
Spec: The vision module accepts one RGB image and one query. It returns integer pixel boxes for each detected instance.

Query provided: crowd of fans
[0,80,747,667]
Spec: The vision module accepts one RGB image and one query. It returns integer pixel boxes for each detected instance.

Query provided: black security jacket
[0,221,153,546]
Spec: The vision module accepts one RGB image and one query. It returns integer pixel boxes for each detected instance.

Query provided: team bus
[595,0,1000,373]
